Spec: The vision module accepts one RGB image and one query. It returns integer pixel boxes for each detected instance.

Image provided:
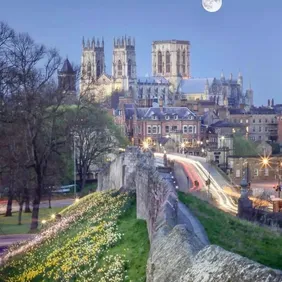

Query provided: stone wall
[97,147,282,281]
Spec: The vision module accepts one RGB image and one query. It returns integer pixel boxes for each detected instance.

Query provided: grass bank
[179,192,282,270]
[0,191,149,281]
[0,207,64,235]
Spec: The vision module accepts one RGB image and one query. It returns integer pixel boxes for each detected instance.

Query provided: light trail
[155,153,238,214]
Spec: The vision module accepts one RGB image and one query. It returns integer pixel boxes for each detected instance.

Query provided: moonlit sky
[1,0,282,106]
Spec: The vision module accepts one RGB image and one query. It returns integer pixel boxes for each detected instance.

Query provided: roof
[60,59,75,74]
[250,107,276,115]
[179,78,213,94]
[137,76,169,85]
[152,40,190,45]
[136,107,197,120]
[124,104,135,119]
[211,120,245,128]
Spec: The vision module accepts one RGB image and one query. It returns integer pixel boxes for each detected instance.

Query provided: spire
[133,37,135,46]
[102,37,104,47]
[122,36,124,47]
[238,70,242,78]
[82,37,85,48]
[230,73,233,80]
[87,39,90,48]
[91,37,95,48]
[114,37,116,47]
[60,58,75,74]
[221,69,225,79]
[128,36,131,46]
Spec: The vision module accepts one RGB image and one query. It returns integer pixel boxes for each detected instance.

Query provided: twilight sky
[1,0,281,106]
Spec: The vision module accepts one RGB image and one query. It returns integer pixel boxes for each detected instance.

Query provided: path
[0,198,74,215]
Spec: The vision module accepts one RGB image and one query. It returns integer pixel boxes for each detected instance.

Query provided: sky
[1,0,282,106]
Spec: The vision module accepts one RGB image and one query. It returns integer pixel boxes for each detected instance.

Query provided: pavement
[0,198,74,215]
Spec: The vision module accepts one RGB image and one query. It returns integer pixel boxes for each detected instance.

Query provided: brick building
[121,100,201,149]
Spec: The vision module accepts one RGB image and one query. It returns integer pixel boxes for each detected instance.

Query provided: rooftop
[179,78,213,94]
[137,76,170,85]
[152,40,190,45]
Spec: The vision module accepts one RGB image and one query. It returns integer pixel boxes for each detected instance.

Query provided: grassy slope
[179,192,282,270]
[0,192,149,282]
[0,207,64,235]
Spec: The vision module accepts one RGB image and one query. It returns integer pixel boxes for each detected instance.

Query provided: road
[155,153,238,214]
[0,199,74,215]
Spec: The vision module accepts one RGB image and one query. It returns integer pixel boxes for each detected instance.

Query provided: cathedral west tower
[112,36,137,96]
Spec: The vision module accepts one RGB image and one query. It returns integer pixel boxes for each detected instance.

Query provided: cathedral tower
[80,37,105,94]
[152,40,190,90]
[112,36,137,94]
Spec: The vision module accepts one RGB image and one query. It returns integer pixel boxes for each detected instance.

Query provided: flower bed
[0,191,147,282]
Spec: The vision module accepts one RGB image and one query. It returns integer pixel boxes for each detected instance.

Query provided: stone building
[57,58,77,104]
[177,73,253,109]
[229,107,278,142]
[151,40,190,91]
[228,155,282,184]
[79,36,137,102]
[136,77,172,107]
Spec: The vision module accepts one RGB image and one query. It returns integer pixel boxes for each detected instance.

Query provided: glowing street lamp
[142,141,149,150]
[51,214,56,219]
[41,220,47,225]
[262,157,269,166]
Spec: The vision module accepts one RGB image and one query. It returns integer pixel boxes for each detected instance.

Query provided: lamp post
[73,136,77,198]
[221,136,226,171]
[180,142,185,154]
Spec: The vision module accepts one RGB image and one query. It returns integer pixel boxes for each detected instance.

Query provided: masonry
[98,147,282,281]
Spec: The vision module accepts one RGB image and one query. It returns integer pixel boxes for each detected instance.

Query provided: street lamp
[180,142,185,154]
[73,135,77,198]
[221,136,226,171]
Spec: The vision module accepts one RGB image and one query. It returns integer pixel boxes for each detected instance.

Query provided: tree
[71,98,127,191]
[0,22,74,230]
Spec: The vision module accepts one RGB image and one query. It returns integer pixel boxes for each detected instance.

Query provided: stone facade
[228,155,282,184]
[152,40,190,90]
[97,147,282,281]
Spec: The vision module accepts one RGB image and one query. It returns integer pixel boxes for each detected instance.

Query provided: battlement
[114,36,135,49]
[82,36,104,50]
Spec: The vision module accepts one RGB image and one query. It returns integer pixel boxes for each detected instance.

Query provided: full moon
[202,0,222,13]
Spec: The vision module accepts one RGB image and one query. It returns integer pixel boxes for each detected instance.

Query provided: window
[254,169,259,176]
[182,51,186,73]
[147,126,151,134]
[176,49,180,74]
[172,126,177,132]
[188,126,193,133]
[118,60,122,76]
[128,59,132,77]
[253,119,255,123]
[259,119,262,123]
[259,126,262,132]
[183,126,188,133]
[265,119,268,123]
[174,115,178,120]
[240,119,243,123]
[252,127,255,132]
[158,51,162,73]
[138,126,141,133]
[96,60,101,77]
[194,125,197,133]
[152,115,157,120]
[152,126,157,134]
[87,62,91,77]
[258,136,261,140]
[165,115,170,120]
[166,51,170,73]
[246,119,249,123]
[188,115,194,120]
[264,168,269,176]
[236,169,240,178]
[158,125,161,134]
[265,127,268,132]
[165,126,169,133]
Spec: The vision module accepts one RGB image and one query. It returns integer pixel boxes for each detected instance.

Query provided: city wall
[98,147,282,282]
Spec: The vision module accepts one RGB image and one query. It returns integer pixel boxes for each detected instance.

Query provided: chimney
[159,97,163,112]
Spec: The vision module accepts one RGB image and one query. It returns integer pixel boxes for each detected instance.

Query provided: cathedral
[78,36,253,109]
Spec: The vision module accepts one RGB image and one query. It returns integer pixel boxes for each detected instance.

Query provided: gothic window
[96,60,101,78]
[177,50,180,74]
[158,51,162,73]
[128,59,132,77]
[87,62,91,77]
[118,60,122,76]
[182,51,186,73]
[166,51,170,73]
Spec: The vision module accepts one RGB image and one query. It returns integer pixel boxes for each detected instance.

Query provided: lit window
[254,169,258,176]
[236,169,240,178]
[264,168,269,176]
[246,119,249,123]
